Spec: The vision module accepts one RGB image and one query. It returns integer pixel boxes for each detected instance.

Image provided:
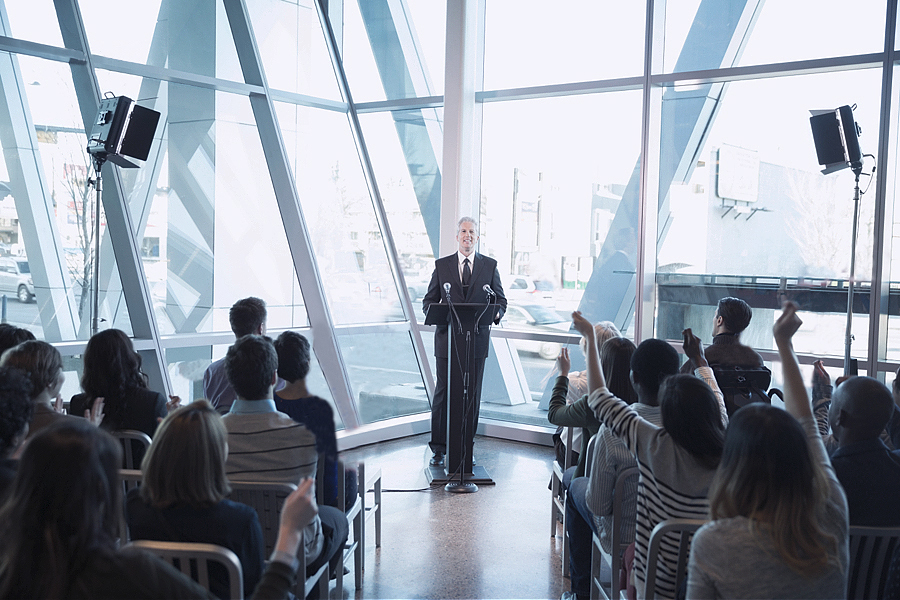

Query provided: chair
[317,458,364,597]
[117,468,144,543]
[113,429,151,469]
[359,461,383,554]
[590,466,639,600]
[643,518,705,600]
[125,540,243,599]
[228,480,329,599]
[551,425,575,575]
[847,525,900,599]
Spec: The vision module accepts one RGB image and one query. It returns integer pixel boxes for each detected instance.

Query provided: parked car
[0,257,33,303]
[505,275,555,307]
[504,303,570,360]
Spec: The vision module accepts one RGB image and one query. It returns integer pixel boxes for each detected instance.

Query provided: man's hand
[557,347,571,378]
[812,360,832,404]
[682,328,708,369]
[166,395,182,413]
[774,301,802,347]
[572,311,594,340]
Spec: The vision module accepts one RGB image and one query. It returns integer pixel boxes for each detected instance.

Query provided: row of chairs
[115,430,382,599]
[555,427,900,600]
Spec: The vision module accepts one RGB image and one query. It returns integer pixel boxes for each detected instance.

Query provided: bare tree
[61,153,97,320]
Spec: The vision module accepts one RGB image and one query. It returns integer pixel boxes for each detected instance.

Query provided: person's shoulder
[476,252,497,266]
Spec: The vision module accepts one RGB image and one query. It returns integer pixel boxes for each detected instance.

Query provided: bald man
[828,376,900,527]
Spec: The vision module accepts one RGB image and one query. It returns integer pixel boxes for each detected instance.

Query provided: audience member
[0,366,32,498]
[204,297,283,415]
[273,331,357,510]
[1,340,82,439]
[826,375,900,527]
[687,302,848,599]
[681,297,763,373]
[0,418,317,599]
[222,334,348,591]
[127,400,265,598]
[562,336,640,600]
[0,323,34,355]
[556,321,621,466]
[576,312,726,600]
[70,328,166,438]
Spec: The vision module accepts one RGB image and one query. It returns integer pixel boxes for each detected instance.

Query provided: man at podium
[422,217,506,468]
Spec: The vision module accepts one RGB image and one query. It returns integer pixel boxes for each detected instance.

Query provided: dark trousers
[305,504,349,599]
[567,476,598,600]
[429,354,486,457]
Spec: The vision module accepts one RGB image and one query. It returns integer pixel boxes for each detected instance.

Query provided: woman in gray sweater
[686,302,848,599]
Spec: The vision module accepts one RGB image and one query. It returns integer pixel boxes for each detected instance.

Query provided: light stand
[85,94,160,335]
[843,165,863,376]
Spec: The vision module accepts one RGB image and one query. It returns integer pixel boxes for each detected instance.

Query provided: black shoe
[429,451,445,466]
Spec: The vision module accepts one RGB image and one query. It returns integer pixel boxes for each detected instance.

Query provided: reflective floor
[339,434,566,600]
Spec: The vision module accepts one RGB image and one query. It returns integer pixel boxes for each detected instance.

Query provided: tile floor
[337,434,568,600]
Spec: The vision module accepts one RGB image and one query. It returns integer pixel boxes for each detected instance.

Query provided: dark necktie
[462,257,471,289]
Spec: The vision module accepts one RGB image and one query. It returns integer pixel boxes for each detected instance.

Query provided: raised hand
[166,395,182,413]
[774,301,802,346]
[572,311,594,340]
[557,347,570,377]
[86,397,104,426]
[682,328,708,368]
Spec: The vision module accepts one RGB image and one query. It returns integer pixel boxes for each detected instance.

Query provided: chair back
[125,540,243,599]
[227,481,297,556]
[644,518,705,600]
[608,466,639,598]
[117,468,143,543]
[113,429,151,469]
[710,365,772,417]
[847,525,900,600]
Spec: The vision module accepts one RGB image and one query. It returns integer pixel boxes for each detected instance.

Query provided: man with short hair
[204,297,272,414]
[681,296,764,371]
[828,375,900,526]
[422,217,506,467]
[221,335,348,584]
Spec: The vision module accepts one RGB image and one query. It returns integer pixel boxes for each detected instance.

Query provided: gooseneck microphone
[482,284,495,296]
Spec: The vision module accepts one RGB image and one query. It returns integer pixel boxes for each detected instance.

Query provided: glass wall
[3,0,900,444]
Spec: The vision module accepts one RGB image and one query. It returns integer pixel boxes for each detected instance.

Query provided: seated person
[126,400,265,599]
[222,335,348,592]
[555,321,621,467]
[0,418,318,599]
[681,297,764,372]
[1,340,80,440]
[0,366,33,498]
[0,323,34,355]
[826,375,900,526]
[70,329,167,442]
[273,331,357,510]
[687,302,848,599]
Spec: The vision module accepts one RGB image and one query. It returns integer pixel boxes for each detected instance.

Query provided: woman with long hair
[573,311,727,600]
[70,328,166,437]
[127,401,265,599]
[0,418,319,599]
[687,303,848,598]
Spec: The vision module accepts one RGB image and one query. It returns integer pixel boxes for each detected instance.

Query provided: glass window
[342,0,446,102]
[337,330,428,425]
[655,70,882,359]
[663,0,887,73]
[2,0,63,46]
[483,0,646,90]
[357,109,440,323]
[245,0,341,100]
[94,71,310,335]
[80,0,244,82]
[276,102,402,326]
[480,91,642,422]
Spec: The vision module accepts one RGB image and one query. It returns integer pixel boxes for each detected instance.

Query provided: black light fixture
[809,104,862,175]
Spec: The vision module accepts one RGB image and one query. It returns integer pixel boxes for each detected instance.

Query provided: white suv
[0,258,34,303]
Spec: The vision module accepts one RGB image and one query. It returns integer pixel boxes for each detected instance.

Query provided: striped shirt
[223,399,322,564]
[588,366,725,600]
[584,403,662,554]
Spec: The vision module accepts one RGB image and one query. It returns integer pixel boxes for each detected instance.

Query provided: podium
[424,301,498,492]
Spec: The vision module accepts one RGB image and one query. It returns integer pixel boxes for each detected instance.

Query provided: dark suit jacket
[422,252,507,358]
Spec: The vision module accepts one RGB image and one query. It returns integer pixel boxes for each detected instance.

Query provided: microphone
[444,282,451,293]
[482,284,496,296]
